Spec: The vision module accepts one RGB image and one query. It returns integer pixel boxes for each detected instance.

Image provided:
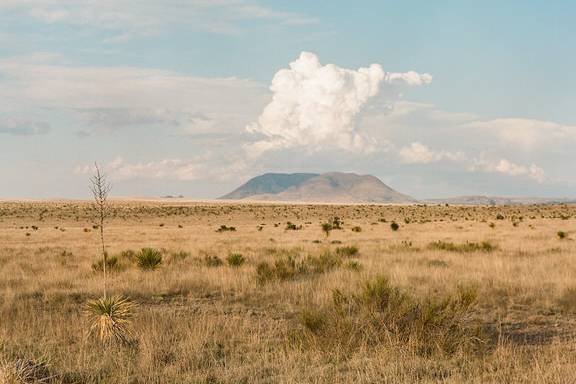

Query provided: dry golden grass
[1,201,576,383]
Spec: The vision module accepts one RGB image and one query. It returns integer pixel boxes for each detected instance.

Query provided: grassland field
[1,201,576,383]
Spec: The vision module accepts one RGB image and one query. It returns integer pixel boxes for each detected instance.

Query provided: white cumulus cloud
[246,51,432,156]
[472,158,545,183]
[399,142,464,164]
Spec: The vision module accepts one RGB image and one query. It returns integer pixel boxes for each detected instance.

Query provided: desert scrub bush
[135,247,163,270]
[85,295,136,345]
[390,221,400,231]
[428,240,497,253]
[226,253,245,267]
[285,221,302,230]
[335,246,359,257]
[298,276,483,356]
[216,225,236,233]
[204,255,223,267]
[557,231,567,240]
[351,226,362,232]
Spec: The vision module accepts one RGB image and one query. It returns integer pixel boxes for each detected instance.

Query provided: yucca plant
[85,295,136,344]
[87,164,136,345]
[136,247,163,270]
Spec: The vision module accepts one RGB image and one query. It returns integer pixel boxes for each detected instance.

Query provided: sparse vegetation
[428,240,497,253]
[1,201,576,382]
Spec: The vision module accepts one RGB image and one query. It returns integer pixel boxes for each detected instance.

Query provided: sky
[1,0,575,199]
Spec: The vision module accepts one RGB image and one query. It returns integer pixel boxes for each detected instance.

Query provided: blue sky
[1,1,575,199]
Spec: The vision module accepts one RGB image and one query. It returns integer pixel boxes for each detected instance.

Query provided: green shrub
[390,222,400,231]
[135,248,163,270]
[226,253,245,267]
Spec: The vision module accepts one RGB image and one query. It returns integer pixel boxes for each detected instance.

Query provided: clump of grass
[306,252,342,274]
[299,276,483,356]
[390,222,400,231]
[216,225,236,233]
[0,358,52,384]
[226,253,245,267]
[85,295,136,345]
[204,255,223,267]
[427,259,449,268]
[256,251,345,284]
[135,248,163,270]
[345,260,362,271]
[428,240,497,253]
[256,255,307,284]
[335,246,359,257]
[169,250,190,263]
[92,255,122,272]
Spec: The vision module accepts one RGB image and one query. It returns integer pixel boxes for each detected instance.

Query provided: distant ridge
[220,172,416,203]
[425,195,576,205]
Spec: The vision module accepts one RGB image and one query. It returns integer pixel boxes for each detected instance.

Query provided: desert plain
[1,200,576,383]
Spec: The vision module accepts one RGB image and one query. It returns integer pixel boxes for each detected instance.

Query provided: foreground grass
[0,202,575,383]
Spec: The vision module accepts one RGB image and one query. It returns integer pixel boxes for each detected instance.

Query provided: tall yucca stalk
[90,163,111,298]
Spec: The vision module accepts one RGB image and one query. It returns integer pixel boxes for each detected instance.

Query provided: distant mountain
[220,172,416,203]
[425,195,576,205]
[221,173,318,200]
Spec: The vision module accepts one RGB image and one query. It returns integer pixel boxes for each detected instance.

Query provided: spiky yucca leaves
[85,295,136,345]
[135,248,162,271]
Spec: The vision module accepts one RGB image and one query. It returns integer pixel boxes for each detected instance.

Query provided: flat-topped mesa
[220,172,417,204]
